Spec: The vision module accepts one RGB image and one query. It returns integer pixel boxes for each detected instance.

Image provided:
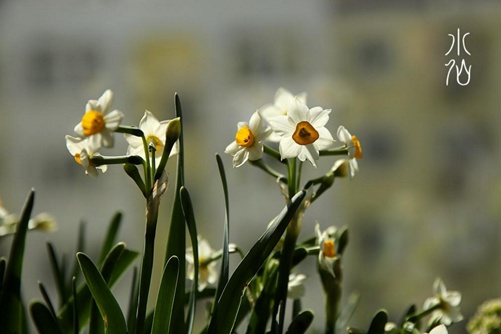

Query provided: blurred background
[1,1,501,333]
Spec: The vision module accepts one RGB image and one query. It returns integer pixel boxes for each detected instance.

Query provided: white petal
[247,143,263,161]
[233,149,249,168]
[274,88,295,110]
[104,110,124,131]
[225,141,240,155]
[337,126,351,143]
[65,135,84,155]
[248,111,262,134]
[287,99,309,124]
[100,131,114,148]
[279,137,301,160]
[314,127,335,150]
[139,110,161,136]
[74,123,84,137]
[309,108,331,128]
[259,104,281,120]
[429,325,448,334]
[86,100,98,112]
[269,116,293,136]
[96,89,114,113]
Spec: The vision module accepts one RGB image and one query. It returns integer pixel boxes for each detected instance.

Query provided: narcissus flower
[0,199,57,236]
[424,278,463,325]
[315,223,339,278]
[124,110,179,167]
[288,273,307,299]
[186,237,218,291]
[74,90,124,148]
[337,126,362,178]
[269,99,334,167]
[66,135,107,177]
[225,111,271,168]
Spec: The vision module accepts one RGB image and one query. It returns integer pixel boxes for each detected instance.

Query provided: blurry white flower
[124,110,179,167]
[428,325,448,334]
[66,135,107,177]
[259,88,307,141]
[269,99,334,167]
[315,223,338,278]
[288,273,307,299]
[424,278,463,325]
[74,89,124,148]
[186,237,218,291]
[336,126,362,178]
[225,111,271,168]
[0,199,56,236]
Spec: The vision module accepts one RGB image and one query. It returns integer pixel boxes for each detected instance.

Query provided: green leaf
[98,212,123,264]
[77,252,128,334]
[57,247,137,332]
[206,191,306,334]
[179,187,198,334]
[47,241,67,305]
[336,226,349,256]
[151,256,180,334]
[367,310,388,334]
[37,281,58,323]
[30,301,63,334]
[214,154,230,304]
[399,304,416,327]
[165,93,186,334]
[0,257,6,288]
[127,268,139,334]
[286,310,314,334]
[72,277,79,334]
[69,221,86,288]
[0,189,34,333]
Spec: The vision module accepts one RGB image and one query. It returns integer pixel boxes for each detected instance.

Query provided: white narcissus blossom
[269,99,334,167]
[428,325,448,334]
[66,135,107,177]
[186,237,218,291]
[225,111,271,168]
[424,278,463,326]
[124,110,179,167]
[315,223,338,278]
[74,89,124,148]
[337,126,362,178]
[259,88,307,141]
[288,273,307,299]
[0,199,57,236]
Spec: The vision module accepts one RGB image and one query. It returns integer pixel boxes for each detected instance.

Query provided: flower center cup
[351,135,363,159]
[323,239,336,258]
[292,121,319,146]
[81,110,105,136]
[235,126,255,148]
[74,153,82,165]
[147,135,164,157]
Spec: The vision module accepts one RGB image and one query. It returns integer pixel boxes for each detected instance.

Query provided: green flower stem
[149,145,156,182]
[115,125,144,137]
[287,158,297,200]
[406,303,442,324]
[89,155,144,166]
[154,117,181,181]
[135,194,161,334]
[249,160,285,180]
[319,147,349,156]
[263,144,284,163]
[142,136,152,191]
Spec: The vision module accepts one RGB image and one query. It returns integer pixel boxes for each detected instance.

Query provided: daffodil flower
[337,126,362,178]
[269,99,334,167]
[124,110,179,167]
[288,273,307,299]
[424,278,463,325]
[186,237,218,291]
[74,89,124,148]
[427,325,448,334]
[0,199,56,236]
[66,135,107,177]
[315,223,338,278]
[225,111,271,168]
[259,88,307,141]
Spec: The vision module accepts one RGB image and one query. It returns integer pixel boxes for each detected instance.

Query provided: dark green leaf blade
[151,256,180,334]
[30,301,63,334]
[367,310,388,334]
[98,212,122,264]
[77,252,127,334]
[286,310,314,334]
[0,189,35,333]
[206,190,306,334]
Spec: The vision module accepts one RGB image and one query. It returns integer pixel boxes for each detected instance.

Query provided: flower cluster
[65,89,180,196]
[225,88,362,172]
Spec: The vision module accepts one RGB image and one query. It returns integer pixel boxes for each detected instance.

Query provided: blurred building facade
[0,1,500,332]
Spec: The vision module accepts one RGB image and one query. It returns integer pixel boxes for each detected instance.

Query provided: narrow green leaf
[57,248,137,332]
[367,310,388,334]
[151,256,180,334]
[47,242,67,305]
[215,154,230,303]
[69,221,86,288]
[37,281,58,322]
[77,252,127,334]
[399,304,416,327]
[0,189,34,333]
[127,268,139,334]
[30,301,63,334]
[165,93,186,334]
[286,310,314,334]
[207,191,306,334]
[336,226,349,256]
[72,277,79,334]
[180,186,199,334]
[98,212,123,264]
[0,257,6,287]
